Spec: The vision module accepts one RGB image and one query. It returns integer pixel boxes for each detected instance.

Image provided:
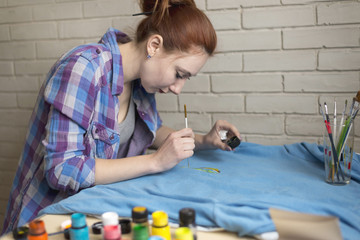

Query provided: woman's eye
[176,72,190,80]
[176,72,184,79]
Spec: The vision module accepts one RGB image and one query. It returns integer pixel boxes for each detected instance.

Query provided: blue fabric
[41,142,360,240]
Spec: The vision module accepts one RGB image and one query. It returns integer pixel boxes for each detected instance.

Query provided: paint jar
[323,121,355,185]
[179,208,197,240]
[69,213,89,240]
[12,226,29,240]
[151,211,171,240]
[133,225,149,240]
[174,227,193,240]
[119,219,131,235]
[102,212,121,240]
[28,220,48,240]
[132,206,149,240]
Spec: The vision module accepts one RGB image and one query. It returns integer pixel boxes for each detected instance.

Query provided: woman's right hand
[151,128,195,172]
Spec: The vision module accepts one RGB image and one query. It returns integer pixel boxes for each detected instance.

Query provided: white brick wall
[0,0,359,231]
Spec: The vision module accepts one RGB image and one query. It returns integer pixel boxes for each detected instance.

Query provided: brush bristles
[355,90,360,102]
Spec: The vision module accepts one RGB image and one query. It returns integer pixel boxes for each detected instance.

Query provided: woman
[2,0,241,234]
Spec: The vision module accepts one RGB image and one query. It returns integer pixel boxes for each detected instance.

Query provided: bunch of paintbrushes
[320,91,360,183]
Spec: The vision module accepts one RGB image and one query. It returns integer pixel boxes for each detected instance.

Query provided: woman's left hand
[196,120,241,151]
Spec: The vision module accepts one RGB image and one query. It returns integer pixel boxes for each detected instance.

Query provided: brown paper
[269,208,343,240]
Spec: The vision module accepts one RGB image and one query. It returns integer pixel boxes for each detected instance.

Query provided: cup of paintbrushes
[323,120,355,185]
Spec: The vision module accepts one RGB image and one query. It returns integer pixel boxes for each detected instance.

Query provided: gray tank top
[117,91,135,156]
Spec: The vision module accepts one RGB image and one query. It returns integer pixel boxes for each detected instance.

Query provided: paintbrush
[320,103,343,181]
[184,104,189,168]
[337,91,360,164]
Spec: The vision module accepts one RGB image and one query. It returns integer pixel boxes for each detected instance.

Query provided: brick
[0,25,10,41]
[318,50,360,70]
[212,74,282,93]
[283,0,327,4]
[0,42,35,60]
[195,0,206,11]
[159,112,211,133]
[0,61,14,76]
[217,30,281,52]
[246,94,317,114]
[244,51,316,72]
[112,17,141,34]
[11,22,57,40]
[201,53,242,72]
[286,116,323,136]
[238,0,280,7]
[246,135,318,145]
[283,27,360,49]
[0,76,39,92]
[0,6,32,24]
[0,110,32,127]
[182,75,210,93]
[179,94,244,112]
[0,126,27,143]
[0,184,13,195]
[36,40,83,59]
[0,143,23,158]
[0,186,12,201]
[243,6,314,29]
[207,11,241,30]
[285,72,359,93]
[84,0,136,17]
[213,113,284,134]
[0,171,16,186]
[59,19,112,38]
[15,60,55,75]
[207,0,239,10]
[318,2,360,25]
[0,93,17,108]
[7,0,54,7]
[17,93,38,109]
[33,2,82,21]
[0,157,20,171]
[155,94,178,111]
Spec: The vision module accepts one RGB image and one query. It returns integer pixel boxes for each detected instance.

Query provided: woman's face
[139,48,209,95]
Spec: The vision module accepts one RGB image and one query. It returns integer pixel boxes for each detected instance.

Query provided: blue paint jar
[69,213,89,240]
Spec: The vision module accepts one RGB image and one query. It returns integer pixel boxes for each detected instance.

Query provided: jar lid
[71,213,87,229]
[13,226,29,239]
[119,219,131,234]
[91,221,103,235]
[132,206,148,222]
[152,211,168,227]
[179,208,196,226]
[102,212,119,226]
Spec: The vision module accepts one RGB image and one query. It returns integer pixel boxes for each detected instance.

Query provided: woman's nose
[169,79,186,95]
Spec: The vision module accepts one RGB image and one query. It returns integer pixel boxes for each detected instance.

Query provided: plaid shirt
[2,28,162,234]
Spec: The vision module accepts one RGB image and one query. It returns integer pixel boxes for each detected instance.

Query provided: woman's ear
[146,34,163,58]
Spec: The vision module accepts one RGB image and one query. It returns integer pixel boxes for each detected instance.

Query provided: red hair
[136,0,217,55]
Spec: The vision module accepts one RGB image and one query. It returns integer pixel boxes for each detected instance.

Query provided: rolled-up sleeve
[42,107,95,194]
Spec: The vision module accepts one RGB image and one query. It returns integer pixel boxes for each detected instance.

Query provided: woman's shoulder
[60,42,111,63]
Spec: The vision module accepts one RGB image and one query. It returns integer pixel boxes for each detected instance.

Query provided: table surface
[1,214,254,240]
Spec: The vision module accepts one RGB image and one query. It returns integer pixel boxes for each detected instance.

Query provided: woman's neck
[118,41,143,84]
